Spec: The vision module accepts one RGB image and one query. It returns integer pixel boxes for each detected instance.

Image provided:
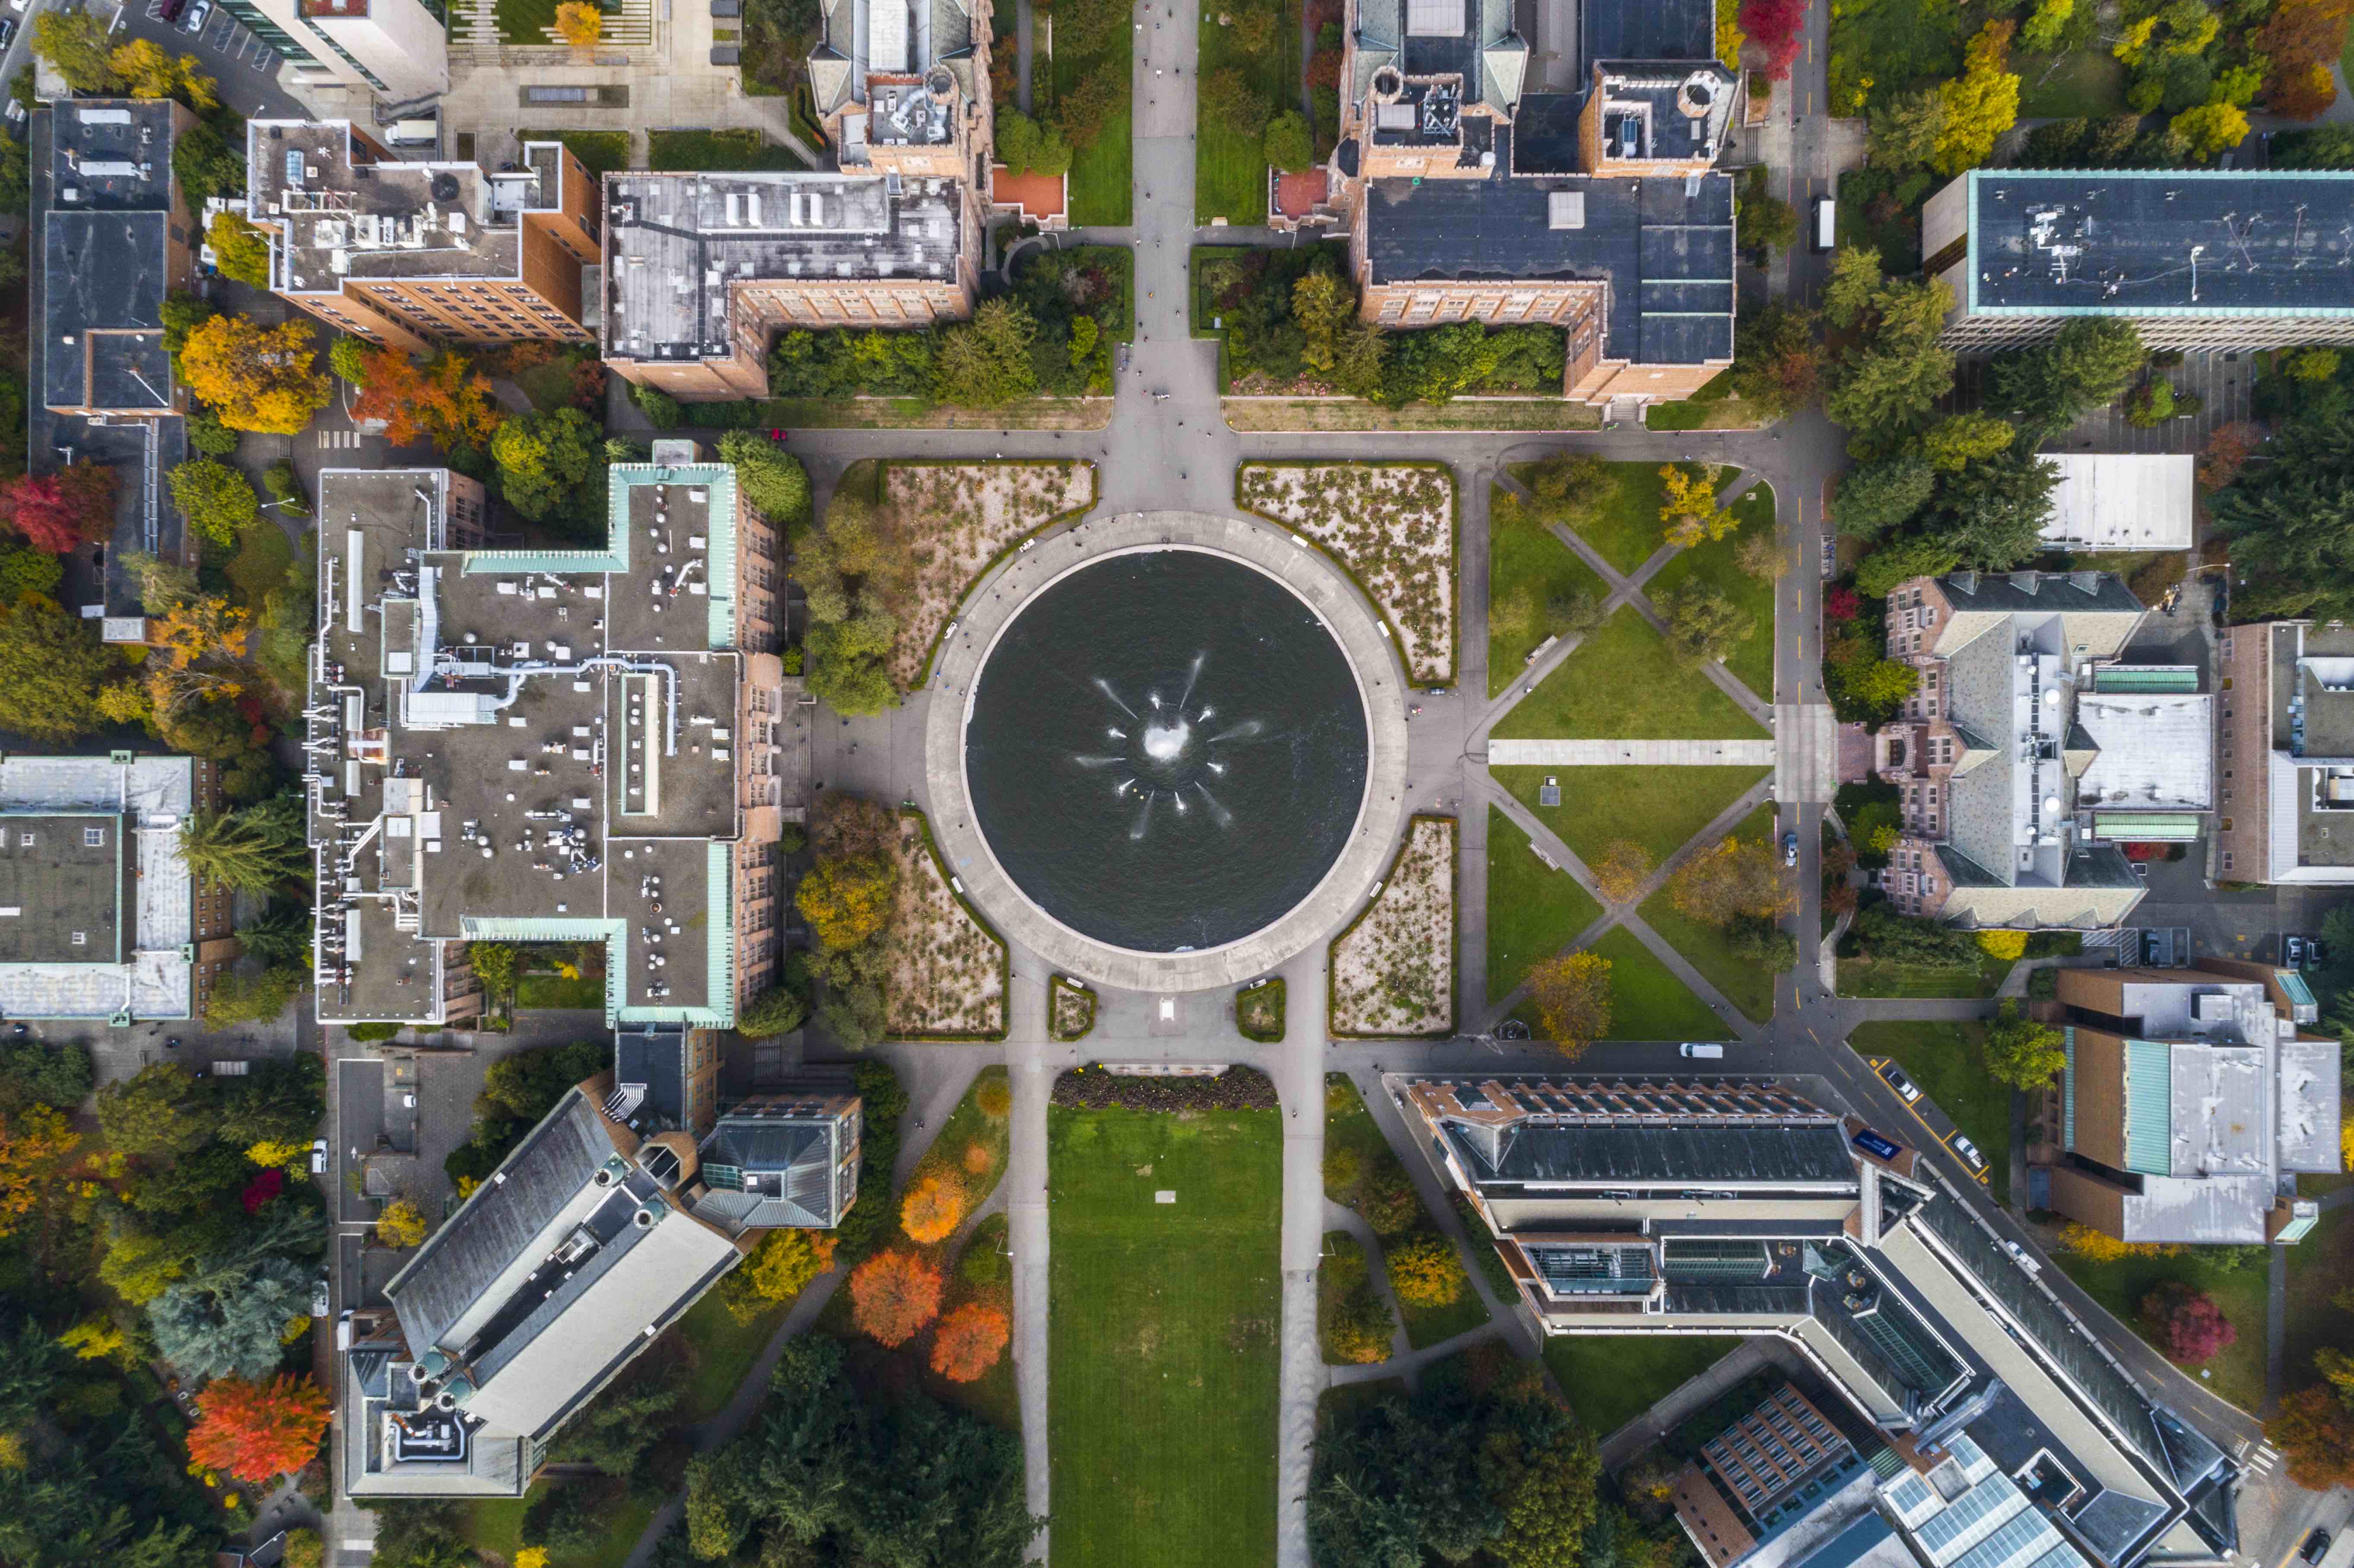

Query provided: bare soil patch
[1330,816,1455,1037]
[1236,462,1456,683]
[885,812,1008,1038]
[882,461,1098,688]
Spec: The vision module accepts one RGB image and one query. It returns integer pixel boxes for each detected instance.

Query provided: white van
[1679,1042,1725,1059]
[1811,195,1836,253]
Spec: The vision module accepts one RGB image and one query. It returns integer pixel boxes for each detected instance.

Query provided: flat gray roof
[0,813,129,963]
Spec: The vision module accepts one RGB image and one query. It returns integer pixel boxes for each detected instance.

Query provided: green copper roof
[2124,1040,2173,1177]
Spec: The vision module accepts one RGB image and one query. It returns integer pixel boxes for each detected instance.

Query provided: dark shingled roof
[1966,170,2354,318]
[1937,570,2143,616]
[1364,171,1735,365]
[1582,0,1718,73]
[41,212,172,411]
[1444,1119,1858,1184]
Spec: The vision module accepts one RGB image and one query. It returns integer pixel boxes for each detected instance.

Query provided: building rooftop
[1960,170,2354,319]
[693,1082,861,1232]
[0,756,194,1021]
[2074,692,2214,816]
[601,170,964,365]
[307,465,752,1028]
[2043,456,2194,553]
[248,121,571,295]
[807,0,982,118]
[1580,0,1717,72]
[51,100,179,212]
[1363,168,1735,364]
[42,102,181,417]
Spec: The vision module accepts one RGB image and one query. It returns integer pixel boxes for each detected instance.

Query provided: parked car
[0,21,18,51]
[2001,1238,2041,1276]
[1782,831,1799,868]
[1951,1134,1988,1171]
[1853,1128,1902,1161]
[1679,1042,1725,1059]
[7,1022,25,1039]
[310,1137,329,1175]
[2300,1533,2331,1566]
[2287,935,2306,968]
[1880,1064,1922,1104]
[310,1279,330,1318]
[180,0,213,34]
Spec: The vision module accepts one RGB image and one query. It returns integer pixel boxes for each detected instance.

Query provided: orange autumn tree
[352,348,503,450]
[553,0,603,44]
[1527,951,1611,1060]
[188,1373,331,1482]
[178,317,331,435]
[848,1249,944,1347]
[900,1174,968,1245]
[929,1301,1010,1381]
[0,1105,78,1239]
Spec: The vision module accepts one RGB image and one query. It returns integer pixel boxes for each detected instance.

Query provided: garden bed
[1331,816,1455,1037]
[1236,461,1456,683]
[1051,1064,1279,1110]
[1049,978,1098,1041]
[875,460,1097,688]
[1236,978,1287,1042]
[884,812,1007,1039]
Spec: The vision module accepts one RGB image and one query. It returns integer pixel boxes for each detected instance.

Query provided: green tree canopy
[1835,454,1937,540]
[178,797,311,895]
[2211,408,2354,619]
[0,597,111,743]
[168,458,259,544]
[1264,110,1313,172]
[715,430,811,524]
[95,1062,216,1157]
[491,407,602,526]
[933,299,1039,407]
[1984,998,2068,1087]
[1989,317,2146,434]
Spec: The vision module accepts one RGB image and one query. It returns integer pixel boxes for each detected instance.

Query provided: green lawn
[1826,0,1961,114]
[1495,764,1769,869]
[647,129,808,171]
[1642,371,1735,432]
[493,0,558,43]
[1642,482,1778,703]
[1542,1335,1742,1437]
[1054,49,1132,225]
[1486,807,1604,1004]
[1197,3,1294,224]
[1049,1106,1281,1566]
[1846,1019,2009,1203]
[1487,508,1613,697]
[1639,803,1782,1025]
[2014,49,2128,118]
[533,129,633,176]
[461,1492,654,1568]
[2284,1207,2354,1400]
[226,522,293,610]
[1493,607,1770,741]
[1509,460,1678,576]
[674,1287,790,1424]
[2052,1245,2269,1413]
[1836,953,2010,999]
[516,972,604,1009]
[1581,926,1725,1042]
[1323,1076,1493,1349]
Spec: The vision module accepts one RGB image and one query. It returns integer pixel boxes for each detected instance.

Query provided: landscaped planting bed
[1236,978,1287,1042]
[1049,977,1098,1041]
[884,812,1007,1039]
[1237,461,1456,684]
[881,460,1097,687]
[1331,816,1455,1037]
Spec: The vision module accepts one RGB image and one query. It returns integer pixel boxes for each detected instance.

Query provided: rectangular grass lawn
[1587,926,1724,1041]
[1639,803,1781,1025]
[1050,1105,1281,1565]
[1056,51,1133,225]
[1195,3,1291,224]
[1494,607,1769,741]
[1511,460,1689,576]
[1487,510,1613,697]
[1543,1335,1742,1437]
[1846,1020,2010,1203]
[1487,808,1604,1003]
[1495,763,1769,868]
[1642,482,1777,704]
[2052,1244,2268,1413]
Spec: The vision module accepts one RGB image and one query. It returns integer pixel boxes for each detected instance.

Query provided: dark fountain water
[964,550,1371,952]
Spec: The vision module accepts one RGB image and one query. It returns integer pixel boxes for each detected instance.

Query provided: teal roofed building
[307,452,791,1032]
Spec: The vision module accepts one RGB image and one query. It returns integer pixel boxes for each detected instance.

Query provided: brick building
[1329,0,1736,405]
[601,170,976,401]
[1875,571,2194,932]
[246,121,599,353]
[2207,619,2354,884]
[807,0,995,189]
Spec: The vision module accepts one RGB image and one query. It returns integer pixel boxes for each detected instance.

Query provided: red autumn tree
[1824,587,1861,622]
[2198,422,2262,491]
[929,1301,1011,1381]
[848,1249,945,1348]
[352,348,504,450]
[188,1374,332,1482]
[2141,1282,2236,1364]
[1738,0,1806,78]
[240,1166,284,1213]
[3,463,118,554]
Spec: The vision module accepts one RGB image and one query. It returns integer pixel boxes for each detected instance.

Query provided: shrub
[848,1249,944,1346]
[1385,1233,1468,1308]
[2141,1281,2236,1363]
[2059,1222,2181,1262]
[1359,1162,1420,1238]
[1976,930,2027,961]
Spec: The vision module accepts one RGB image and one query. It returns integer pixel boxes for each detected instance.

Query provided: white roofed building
[2043,456,2195,553]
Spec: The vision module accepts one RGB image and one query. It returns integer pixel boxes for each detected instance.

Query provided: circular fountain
[963,551,1370,955]
[924,511,1410,992]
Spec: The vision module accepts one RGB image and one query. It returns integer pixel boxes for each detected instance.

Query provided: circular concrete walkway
[921,509,1413,993]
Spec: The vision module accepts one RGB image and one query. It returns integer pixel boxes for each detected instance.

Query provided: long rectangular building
[304,456,787,1030]
[1923,169,2354,351]
[1394,1074,2240,1568]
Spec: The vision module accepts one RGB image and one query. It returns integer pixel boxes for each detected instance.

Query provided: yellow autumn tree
[1934,21,2020,175]
[1591,840,1654,904]
[245,1139,309,1170]
[552,1,602,44]
[178,317,331,435]
[1527,951,1611,1060]
[376,1199,429,1249]
[1660,463,1734,547]
[2058,1222,2181,1262]
[0,1105,78,1240]
[1385,1234,1468,1308]
[900,1173,968,1245]
[1976,930,2027,961]
[108,37,217,108]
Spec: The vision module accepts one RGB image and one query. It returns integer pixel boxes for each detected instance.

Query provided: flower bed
[1050,1064,1280,1111]
[883,460,1097,689]
[883,812,1008,1039]
[1236,461,1456,684]
[1049,978,1098,1041]
[1330,816,1455,1037]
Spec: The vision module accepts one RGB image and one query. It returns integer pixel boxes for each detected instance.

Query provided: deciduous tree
[933,299,1039,407]
[930,1301,1011,1381]
[94,1061,214,1158]
[1656,580,1756,667]
[1264,110,1313,172]
[109,37,216,107]
[1385,1234,1467,1308]
[736,984,807,1038]
[1669,836,1793,926]
[375,1198,428,1249]
[1822,245,1883,330]
[1935,22,2020,175]
[1737,0,1804,77]
[1591,840,1653,904]
[188,1374,331,1482]
[490,407,600,524]
[31,10,116,92]
[180,317,330,435]
[736,1227,835,1313]
[2141,1282,2237,1363]
[1528,951,1611,1059]
[552,0,602,44]
[715,431,811,524]
[2269,1384,2354,1490]
[1920,412,2016,471]
[848,1248,945,1347]
[206,209,270,287]
[0,1105,76,1238]
[899,1173,967,1245]
[3,462,117,553]
[168,459,259,544]
[1983,999,2068,1088]
[352,350,502,450]
[1659,463,1733,547]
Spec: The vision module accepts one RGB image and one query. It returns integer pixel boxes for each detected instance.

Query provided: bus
[1811,195,1836,253]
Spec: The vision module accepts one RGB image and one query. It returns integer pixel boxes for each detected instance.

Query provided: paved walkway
[1488,738,1779,765]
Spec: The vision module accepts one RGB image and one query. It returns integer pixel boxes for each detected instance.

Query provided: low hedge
[1050,1064,1278,1111]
